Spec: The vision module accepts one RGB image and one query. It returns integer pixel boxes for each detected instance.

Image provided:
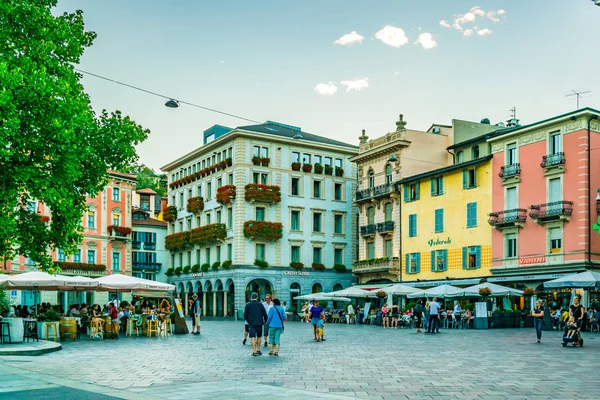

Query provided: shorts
[263,324,270,337]
[268,327,282,345]
[111,318,118,323]
[191,313,200,326]
[311,317,320,325]
[244,324,249,333]
[248,325,262,338]
[318,328,324,336]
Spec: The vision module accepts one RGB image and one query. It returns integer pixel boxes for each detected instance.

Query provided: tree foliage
[0,0,149,272]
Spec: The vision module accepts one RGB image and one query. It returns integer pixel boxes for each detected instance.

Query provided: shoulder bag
[275,306,285,333]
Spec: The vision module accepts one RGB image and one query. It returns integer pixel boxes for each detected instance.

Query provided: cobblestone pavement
[1,320,599,399]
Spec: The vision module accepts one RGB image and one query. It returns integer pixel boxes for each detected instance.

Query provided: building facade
[487,108,600,306]
[161,121,358,318]
[132,207,168,282]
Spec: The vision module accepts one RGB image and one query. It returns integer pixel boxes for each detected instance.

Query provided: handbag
[275,306,285,333]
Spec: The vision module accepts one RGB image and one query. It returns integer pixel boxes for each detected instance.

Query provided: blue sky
[55,0,600,171]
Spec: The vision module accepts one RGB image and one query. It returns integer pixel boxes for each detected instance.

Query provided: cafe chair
[126,319,139,337]
[147,319,159,337]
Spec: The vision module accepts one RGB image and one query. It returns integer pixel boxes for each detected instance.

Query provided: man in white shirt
[428,298,441,334]
[347,304,355,324]
[262,294,273,347]
[453,303,462,328]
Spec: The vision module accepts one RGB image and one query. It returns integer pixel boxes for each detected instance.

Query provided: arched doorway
[246,278,273,302]
[204,281,213,316]
[214,280,224,317]
[225,279,235,318]
[312,283,322,293]
[290,282,301,313]
[333,283,343,292]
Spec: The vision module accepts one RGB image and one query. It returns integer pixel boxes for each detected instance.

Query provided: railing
[143,242,156,250]
[360,224,377,236]
[499,163,520,178]
[541,152,565,168]
[356,188,372,201]
[376,221,394,233]
[530,201,573,220]
[488,209,528,227]
[355,182,400,202]
[133,262,162,272]
[132,241,141,249]
[352,257,401,274]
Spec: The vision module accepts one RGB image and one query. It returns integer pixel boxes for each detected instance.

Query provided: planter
[60,318,77,340]
[523,315,534,328]
[291,162,301,171]
[324,166,333,175]
[1,317,24,343]
[38,321,61,340]
[499,313,511,329]
[302,164,312,173]
[491,313,503,329]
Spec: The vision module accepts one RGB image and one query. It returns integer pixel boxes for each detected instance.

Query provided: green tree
[0,0,149,272]
[129,164,166,197]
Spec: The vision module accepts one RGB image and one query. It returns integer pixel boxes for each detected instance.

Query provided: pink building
[487,108,600,307]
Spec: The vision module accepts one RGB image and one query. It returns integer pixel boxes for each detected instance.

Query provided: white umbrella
[379,283,423,296]
[329,286,382,298]
[294,292,351,302]
[544,270,600,289]
[0,271,99,291]
[407,284,464,299]
[446,282,523,298]
[95,274,175,292]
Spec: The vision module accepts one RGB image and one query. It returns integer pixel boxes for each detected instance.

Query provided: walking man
[414,300,423,333]
[347,303,355,324]
[262,294,273,348]
[244,292,267,356]
[428,297,441,334]
[190,294,201,335]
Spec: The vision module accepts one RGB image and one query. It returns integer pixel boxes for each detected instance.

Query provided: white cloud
[463,29,474,37]
[374,25,408,48]
[477,28,493,36]
[415,33,437,49]
[442,7,506,35]
[470,6,486,17]
[220,60,225,64]
[394,71,400,75]
[440,20,451,28]
[333,31,364,45]
[340,78,369,92]
[486,11,500,23]
[313,82,338,96]
[497,10,506,15]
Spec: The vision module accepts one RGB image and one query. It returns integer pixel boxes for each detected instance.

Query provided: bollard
[234,309,238,321]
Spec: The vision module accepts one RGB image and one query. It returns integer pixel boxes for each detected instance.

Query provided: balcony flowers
[314,164,324,174]
[291,162,301,171]
[222,260,232,269]
[244,184,281,204]
[290,262,304,270]
[56,262,106,272]
[523,288,535,297]
[335,167,344,177]
[201,263,210,272]
[225,157,233,167]
[479,287,492,297]
[163,206,178,222]
[302,163,313,173]
[217,185,236,205]
[333,264,347,273]
[243,221,283,241]
[174,267,183,276]
[182,266,191,274]
[107,225,132,236]
[189,223,227,246]
[165,268,174,276]
[254,259,269,268]
[186,196,205,214]
[212,262,220,271]
[324,165,333,175]
[165,231,190,252]
[312,263,326,271]
[252,156,261,166]
[191,264,200,273]
[169,158,233,189]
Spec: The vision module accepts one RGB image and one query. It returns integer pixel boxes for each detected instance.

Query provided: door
[506,187,517,221]
[548,178,561,215]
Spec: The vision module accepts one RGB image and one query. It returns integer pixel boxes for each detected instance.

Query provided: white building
[132,208,168,282]
[161,121,358,317]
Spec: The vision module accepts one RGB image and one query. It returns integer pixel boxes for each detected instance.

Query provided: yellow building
[400,155,493,285]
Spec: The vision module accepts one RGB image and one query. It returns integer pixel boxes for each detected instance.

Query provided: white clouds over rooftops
[415,33,437,49]
[340,78,369,92]
[333,31,364,45]
[314,82,338,96]
[440,6,506,37]
[374,25,408,48]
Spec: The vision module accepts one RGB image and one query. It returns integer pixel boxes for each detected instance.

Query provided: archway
[290,282,301,313]
[333,283,344,292]
[225,279,235,317]
[204,281,213,316]
[246,278,273,303]
[214,280,224,317]
[332,283,344,309]
[312,283,322,293]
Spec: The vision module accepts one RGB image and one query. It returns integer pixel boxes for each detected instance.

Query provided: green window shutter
[462,170,467,189]
[443,250,448,271]
[405,253,409,274]
[430,178,435,196]
[476,245,481,268]
[434,209,444,233]
[467,202,477,228]
[416,253,421,273]
[472,203,477,226]
[431,250,435,271]
[415,182,420,200]
[413,214,417,236]
[439,177,444,194]
[473,166,477,186]
[409,214,416,237]
[403,185,409,202]
[462,247,467,269]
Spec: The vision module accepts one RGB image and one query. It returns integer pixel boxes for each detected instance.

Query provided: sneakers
[264,342,268,347]
[243,338,247,345]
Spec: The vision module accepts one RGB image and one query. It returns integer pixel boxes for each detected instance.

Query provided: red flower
[243,221,283,241]
[186,196,205,214]
[244,184,281,204]
[217,185,236,205]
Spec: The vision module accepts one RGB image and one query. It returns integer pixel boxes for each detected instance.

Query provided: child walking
[317,312,325,342]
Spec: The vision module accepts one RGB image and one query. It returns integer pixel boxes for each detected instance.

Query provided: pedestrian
[262,294,273,348]
[108,302,119,339]
[266,298,286,356]
[347,303,355,324]
[382,303,389,329]
[302,301,310,323]
[317,312,325,342]
[414,300,423,333]
[570,296,585,338]
[190,294,201,335]
[390,304,399,328]
[532,300,544,343]
[244,292,268,356]
[310,299,324,341]
[428,297,441,334]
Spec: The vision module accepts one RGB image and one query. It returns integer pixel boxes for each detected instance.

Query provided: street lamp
[165,99,179,108]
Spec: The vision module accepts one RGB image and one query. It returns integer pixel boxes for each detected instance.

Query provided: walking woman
[382,303,389,329]
[423,301,430,333]
[391,304,400,329]
[266,298,286,356]
[532,300,544,343]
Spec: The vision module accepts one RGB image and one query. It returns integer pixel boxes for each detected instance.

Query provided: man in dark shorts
[244,292,267,356]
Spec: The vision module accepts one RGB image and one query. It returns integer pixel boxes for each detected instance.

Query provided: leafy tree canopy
[0,0,150,272]
[125,164,167,197]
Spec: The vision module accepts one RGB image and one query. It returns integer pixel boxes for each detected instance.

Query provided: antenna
[509,106,517,120]
[565,89,591,110]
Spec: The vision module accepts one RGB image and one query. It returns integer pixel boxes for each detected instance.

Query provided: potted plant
[165,267,174,276]
[333,264,347,273]
[163,206,178,222]
[222,260,232,269]
[261,157,270,167]
[478,287,492,298]
[174,267,183,276]
[302,163,312,173]
[291,162,301,171]
[290,262,304,270]
[182,266,191,274]
[191,264,200,273]
[252,156,261,165]
[335,167,344,177]
[375,291,387,298]
[254,259,269,268]
[491,308,504,329]
[324,165,333,175]
[201,263,210,272]
[314,164,323,174]
[225,157,233,167]
[312,263,325,271]
[186,196,205,214]
[212,261,220,271]
[216,185,236,205]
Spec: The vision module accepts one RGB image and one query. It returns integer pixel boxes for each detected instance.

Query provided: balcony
[530,201,573,223]
[488,209,528,230]
[143,242,156,250]
[352,257,401,275]
[132,241,141,249]
[499,164,521,184]
[355,182,400,203]
[376,221,395,234]
[133,262,162,272]
[541,152,565,173]
[360,224,377,236]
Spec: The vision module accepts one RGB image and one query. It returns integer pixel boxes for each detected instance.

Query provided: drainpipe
[587,115,598,268]
[446,148,456,164]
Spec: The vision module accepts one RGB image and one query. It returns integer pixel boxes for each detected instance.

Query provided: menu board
[475,302,488,318]
[174,298,185,318]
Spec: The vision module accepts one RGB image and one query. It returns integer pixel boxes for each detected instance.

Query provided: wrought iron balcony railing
[488,208,528,228]
[376,221,395,233]
[355,182,400,202]
[541,152,565,168]
[499,163,521,178]
[360,224,377,236]
[132,262,162,272]
[530,201,573,222]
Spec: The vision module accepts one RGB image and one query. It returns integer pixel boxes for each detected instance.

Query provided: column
[184,292,189,316]
[223,291,228,317]
[213,292,217,317]
[80,292,86,304]
[63,292,68,314]
[203,292,207,316]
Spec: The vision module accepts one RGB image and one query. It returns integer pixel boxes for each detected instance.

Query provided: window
[313,180,322,198]
[179,192,184,208]
[187,218,192,230]
[434,209,444,233]
[188,188,192,200]
[253,172,268,185]
[291,177,300,196]
[72,250,81,263]
[463,168,477,189]
[549,131,561,154]
[228,174,233,185]
[334,248,343,265]
[368,170,375,189]
[196,249,201,264]
[334,214,343,234]
[256,207,265,221]
[549,228,562,253]
[385,164,393,184]
[178,253,183,267]
[254,243,266,261]
[334,182,343,201]
[466,202,477,228]
[303,153,311,164]
[367,207,375,225]
[291,210,301,231]
[472,145,480,159]
[111,213,120,226]
[313,212,322,232]
[548,178,561,210]
[87,249,96,264]
[314,155,322,165]
[431,249,448,272]
[228,147,232,159]
[335,158,342,168]
[430,177,443,196]
[384,203,393,222]
[216,245,221,263]
[187,251,192,265]
[312,247,322,264]
[507,143,517,165]
[205,248,211,265]
[408,214,417,237]
[291,246,301,263]
[506,234,517,258]
[112,187,120,201]
[324,157,332,166]
[216,152,221,163]
[57,249,66,262]
[217,178,222,188]
[87,211,95,228]
[227,208,233,228]
[112,252,120,270]
[227,244,232,261]
[196,216,201,227]
[406,253,420,273]
[292,151,300,163]
[404,182,420,202]
[457,151,464,163]
[216,210,222,223]
[367,242,375,259]
[253,145,260,157]
[206,213,211,225]
[207,182,212,199]
[261,147,269,159]
[179,221,183,233]
[463,246,481,269]
[385,239,393,258]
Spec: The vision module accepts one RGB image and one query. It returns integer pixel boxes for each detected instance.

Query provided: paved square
[0,320,598,399]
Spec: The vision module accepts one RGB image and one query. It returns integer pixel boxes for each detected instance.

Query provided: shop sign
[428,237,451,247]
[290,288,300,293]
[190,273,204,277]
[519,257,546,265]
[11,290,17,298]
[283,271,309,276]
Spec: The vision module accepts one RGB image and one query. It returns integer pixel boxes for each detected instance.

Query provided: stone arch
[194,281,202,293]
[214,279,224,292]
[177,282,185,293]
[204,280,213,292]
[225,278,235,292]
[332,282,344,292]
[245,278,274,303]
[185,281,193,293]
[310,281,324,294]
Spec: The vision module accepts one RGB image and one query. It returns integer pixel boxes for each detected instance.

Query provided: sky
[54,0,600,172]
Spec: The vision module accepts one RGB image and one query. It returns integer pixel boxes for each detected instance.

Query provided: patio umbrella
[328,286,382,298]
[446,282,523,298]
[544,270,600,289]
[378,283,423,296]
[95,274,175,292]
[294,292,352,302]
[406,284,465,299]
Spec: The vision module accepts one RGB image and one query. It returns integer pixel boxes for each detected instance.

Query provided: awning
[488,273,570,283]
[403,278,481,288]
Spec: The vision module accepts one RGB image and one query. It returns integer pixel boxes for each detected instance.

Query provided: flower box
[291,162,301,171]
[312,263,326,271]
[212,262,220,271]
[243,221,283,241]
[165,231,191,252]
[254,259,269,268]
[324,165,333,175]
[244,183,281,204]
[182,266,191,274]
[217,185,236,205]
[201,263,210,272]
[222,260,232,269]
[335,167,344,177]
[56,262,106,272]
[107,225,132,236]
[252,156,262,166]
[163,206,178,222]
[189,223,227,246]
[302,164,313,173]
[261,157,270,167]
[165,268,174,276]
[314,164,323,174]
[186,196,205,214]
[333,264,347,273]
[191,264,200,273]
[174,267,182,276]
[225,157,233,167]
[290,262,304,270]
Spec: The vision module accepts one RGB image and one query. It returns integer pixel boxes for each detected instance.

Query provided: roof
[398,155,493,184]
[236,121,359,150]
[132,217,167,228]
[447,125,521,150]
[136,188,157,195]
[108,170,137,181]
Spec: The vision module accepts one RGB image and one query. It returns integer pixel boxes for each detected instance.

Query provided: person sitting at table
[69,304,80,317]
[141,299,151,314]
[90,304,103,338]
[158,299,171,324]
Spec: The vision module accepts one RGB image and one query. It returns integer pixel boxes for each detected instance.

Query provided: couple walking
[244,292,286,356]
